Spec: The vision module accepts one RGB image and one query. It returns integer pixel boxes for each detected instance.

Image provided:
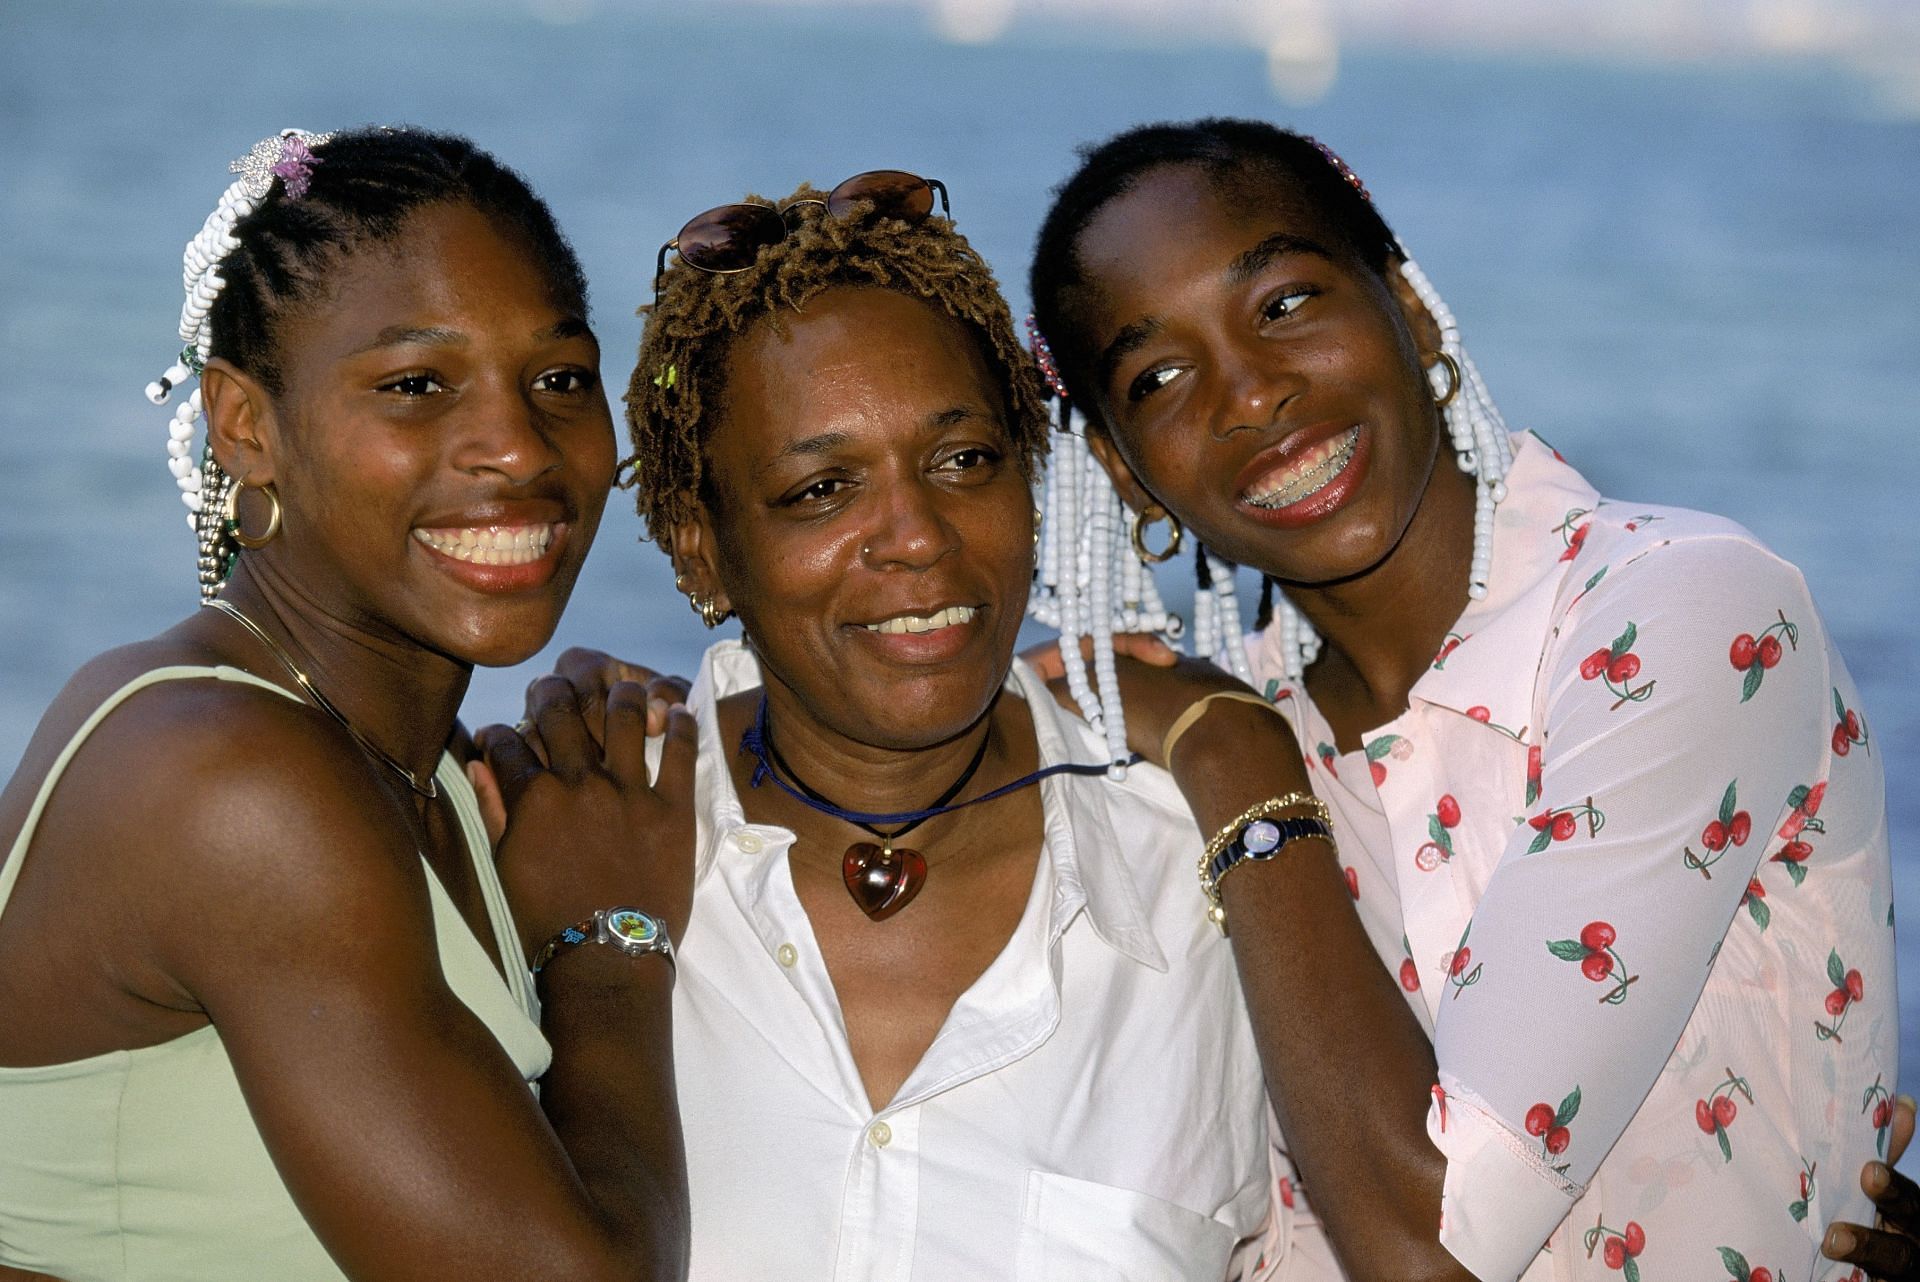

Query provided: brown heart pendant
[842,842,929,921]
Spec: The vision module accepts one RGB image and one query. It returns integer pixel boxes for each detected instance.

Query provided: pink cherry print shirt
[1248,431,1893,1282]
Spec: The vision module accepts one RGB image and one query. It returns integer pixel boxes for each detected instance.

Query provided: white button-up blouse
[1247,432,1893,1281]
[666,642,1343,1281]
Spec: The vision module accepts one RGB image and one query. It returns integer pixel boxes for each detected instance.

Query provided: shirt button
[735,831,764,854]
[867,1121,892,1148]
[775,943,798,968]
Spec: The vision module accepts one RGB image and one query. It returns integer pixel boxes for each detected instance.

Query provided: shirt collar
[1403,432,1599,729]
[685,639,1167,972]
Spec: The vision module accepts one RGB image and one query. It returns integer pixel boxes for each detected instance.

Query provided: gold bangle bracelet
[1160,690,1288,764]
[1197,791,1334,931]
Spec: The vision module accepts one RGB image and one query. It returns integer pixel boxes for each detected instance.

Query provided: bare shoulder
[6,631,431,986]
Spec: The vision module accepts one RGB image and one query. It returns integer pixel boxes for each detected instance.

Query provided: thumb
[466,759,508,848]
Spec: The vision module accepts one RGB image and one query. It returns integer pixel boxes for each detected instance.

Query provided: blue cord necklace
[740,694,1123,921]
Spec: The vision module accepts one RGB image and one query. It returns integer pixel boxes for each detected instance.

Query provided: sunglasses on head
[655,169,950,290]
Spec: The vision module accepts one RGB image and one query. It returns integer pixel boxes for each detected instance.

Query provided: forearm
[538,949,689,1280]
[1171,707,1467,1282]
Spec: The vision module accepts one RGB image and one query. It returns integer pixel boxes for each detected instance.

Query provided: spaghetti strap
[0,665,297,920]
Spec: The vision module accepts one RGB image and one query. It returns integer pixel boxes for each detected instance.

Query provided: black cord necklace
[740,694,1121,921]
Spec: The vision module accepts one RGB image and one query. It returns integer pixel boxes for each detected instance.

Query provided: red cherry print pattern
[1343,866,1359,899]
[1731,609,1799,703]
[1526,1086,1581,1170]
[1832,687,1871,757]
[1548,921,1638,1004]
[1789,1157,1818,1222]
[1578,621,1655,709]
[1583,1213,1644,1280]
[1716,1247,1775,1282]
[1446,922,1481,999]
[1683,780,1752,880]
[1696,1067,1753,1161]
[1420,794,1461,871]
[1738,877,1769,931]
[1768,781,1827,888]
[1527,797,1605,854]
[1360,733,1404,786]
[1431,632,1469,670]
[1314,741,1339,778]
[1397,935,1420,992]
[1815,948,1859,1043]
[1560,517,1591,563]
[1864,1074,1895,1159]
[1524,742,1543,807]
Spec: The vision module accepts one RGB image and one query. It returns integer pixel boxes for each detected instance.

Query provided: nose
[1213,345,1301,442]
[453,381,563,487]
[859,473,959,571]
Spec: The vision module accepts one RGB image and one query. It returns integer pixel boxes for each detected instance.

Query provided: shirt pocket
[1016,1169,1239,1282]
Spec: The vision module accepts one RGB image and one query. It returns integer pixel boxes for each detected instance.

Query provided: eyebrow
[347,317,592,357]
[753,406,997,477]
[1227,232,1335,285]
[1094,232,1336,392]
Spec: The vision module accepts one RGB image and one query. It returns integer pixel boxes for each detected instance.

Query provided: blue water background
[4,1,1917,1104]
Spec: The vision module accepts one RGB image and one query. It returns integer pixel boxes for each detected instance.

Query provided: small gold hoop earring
[223,478,282,550]
[1130,504,1183,564]
[1428,351,1461,409]
[687,591,731,629]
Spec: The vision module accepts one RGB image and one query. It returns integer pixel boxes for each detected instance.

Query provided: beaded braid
[146,129,334,599]
[1026,122,1514,737]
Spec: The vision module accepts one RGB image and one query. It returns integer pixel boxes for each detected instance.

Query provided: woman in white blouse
[1021,118,1902,1279]
[493,174,1341,1278]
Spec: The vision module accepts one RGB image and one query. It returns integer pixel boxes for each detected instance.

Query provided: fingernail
[1825,1223,1855,1254]
[649,697,669,719]
[1899,1092,1916,1111]
[1865,1161,1890,1194]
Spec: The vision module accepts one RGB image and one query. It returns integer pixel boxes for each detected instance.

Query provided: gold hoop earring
[686,590,731,629]
[1427,351,1461,409]
[1130,504,1183,564]
[222,478,282,550]
[1032,505,1043,548]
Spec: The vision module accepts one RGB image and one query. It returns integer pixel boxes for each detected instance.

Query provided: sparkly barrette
[1025,314,1068,400]
[1305,137,1371,202]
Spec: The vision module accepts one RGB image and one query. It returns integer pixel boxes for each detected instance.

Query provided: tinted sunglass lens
[827,170,935,222]
[675,203,786,273]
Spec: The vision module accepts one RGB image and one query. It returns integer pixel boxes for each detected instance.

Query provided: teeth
[863,605,978,635]
[1245,427,1360,509]
[412,524,555,566]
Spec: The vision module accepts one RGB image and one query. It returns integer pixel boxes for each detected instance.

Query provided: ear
[668,509,733,617]
[199,357,280,484]
[1384,258,1444,357]
[1083,428,1161,516]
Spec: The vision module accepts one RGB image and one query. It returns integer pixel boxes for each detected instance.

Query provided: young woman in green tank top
[0,129,693,1281]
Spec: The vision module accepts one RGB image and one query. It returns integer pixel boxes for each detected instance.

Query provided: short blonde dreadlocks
[622,183,1050,543]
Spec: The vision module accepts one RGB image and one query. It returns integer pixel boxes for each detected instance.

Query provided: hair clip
[652,363,678,390]
[1305,137,1371,202]
[1025,314,1068,400]
[229,128,334,202]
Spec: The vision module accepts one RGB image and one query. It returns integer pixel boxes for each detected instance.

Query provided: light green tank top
[0,666,551,1280]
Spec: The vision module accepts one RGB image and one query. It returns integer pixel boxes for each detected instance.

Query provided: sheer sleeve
[1424,535,1834,1279]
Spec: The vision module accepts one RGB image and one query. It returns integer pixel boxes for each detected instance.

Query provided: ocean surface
[4,0,1917,1103]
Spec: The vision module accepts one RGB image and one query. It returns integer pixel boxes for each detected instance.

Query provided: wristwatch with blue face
[532,907,675,976]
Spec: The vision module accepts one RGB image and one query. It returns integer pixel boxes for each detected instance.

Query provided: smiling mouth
[1242,427,1361,510]
[411,524,557,566]
[861,605,978,635]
